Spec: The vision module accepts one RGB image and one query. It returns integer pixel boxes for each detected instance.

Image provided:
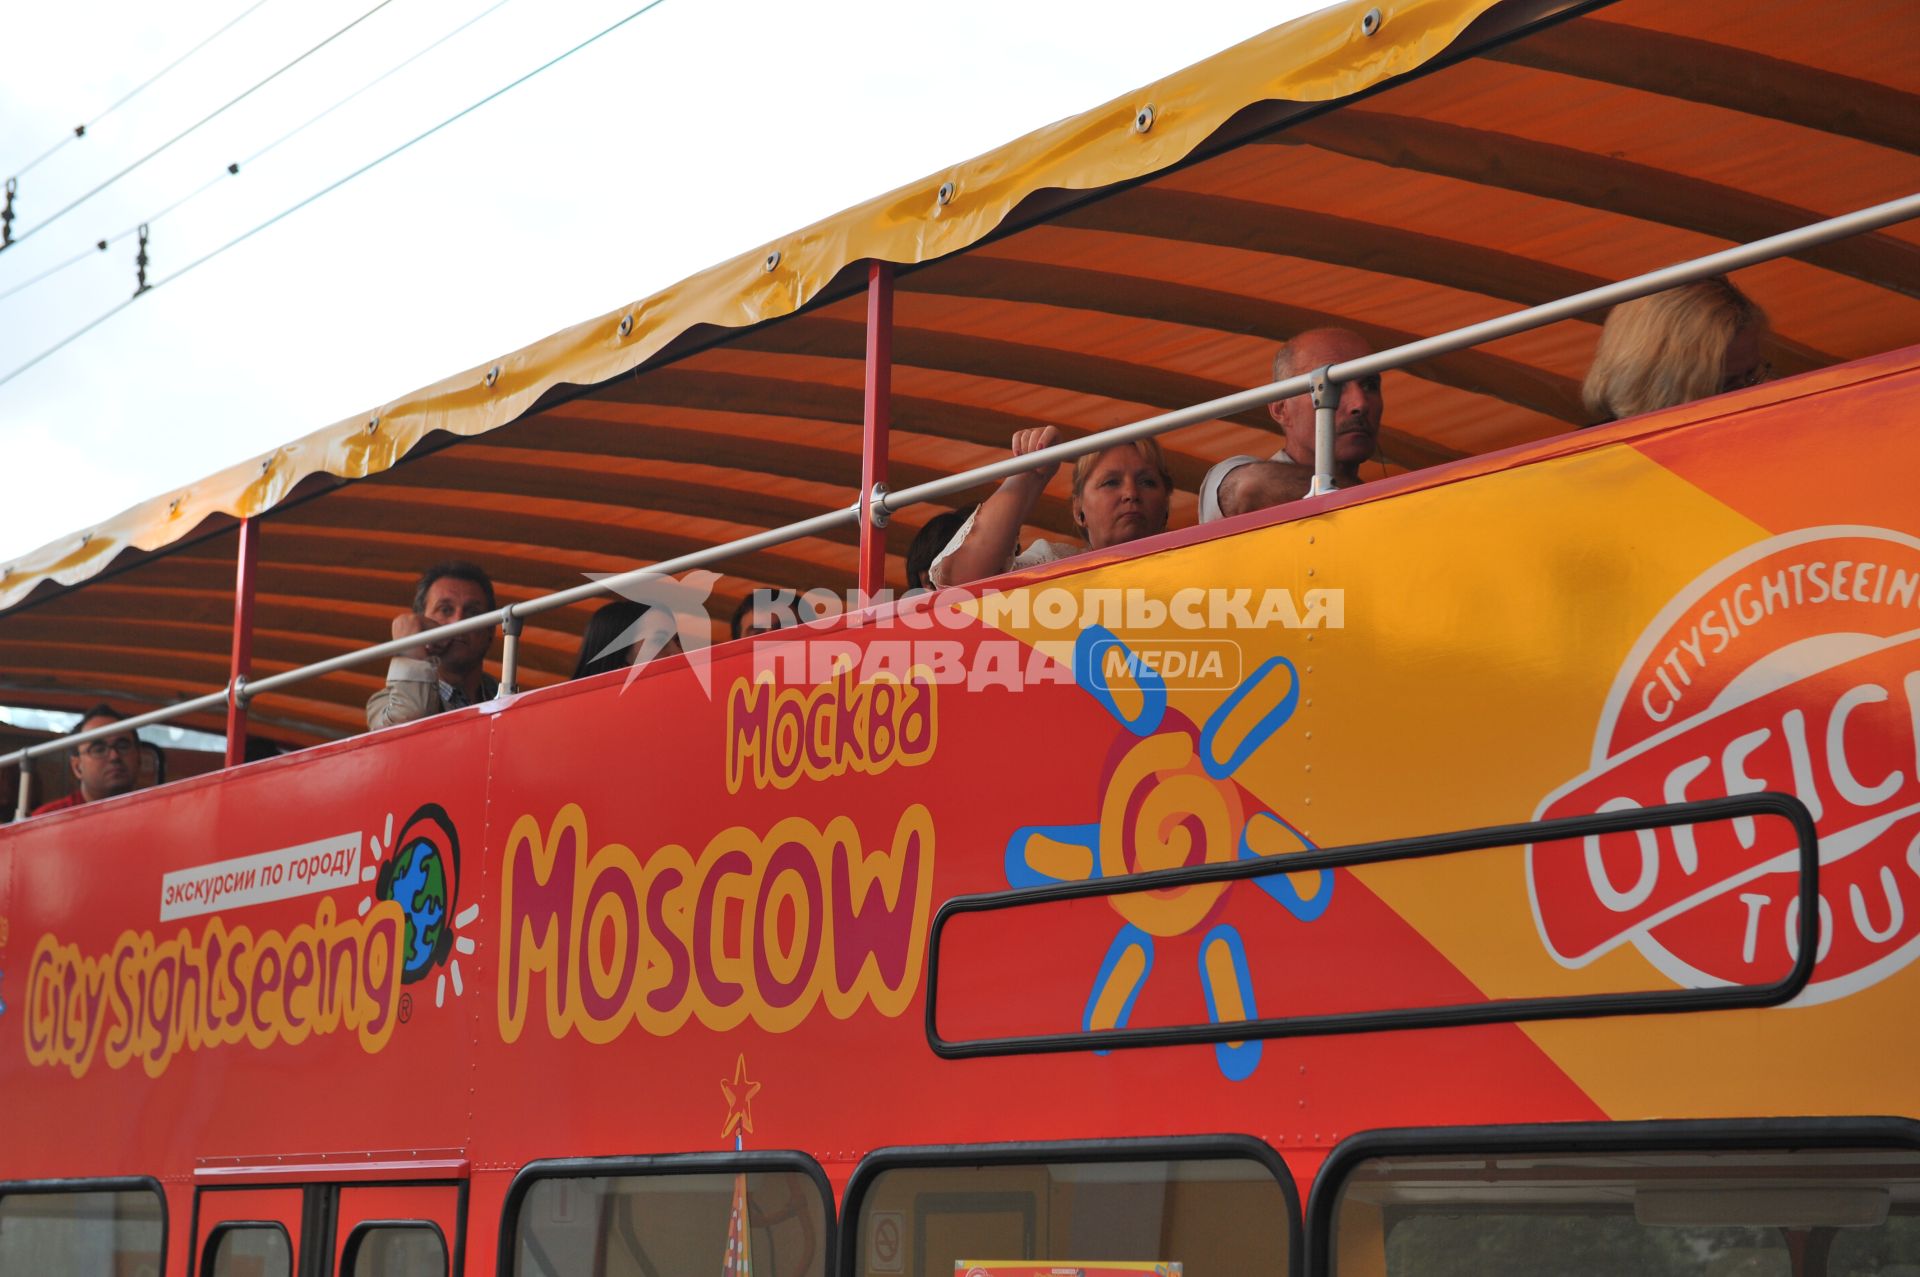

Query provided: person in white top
[1209,460,1318,521]
[928,427,1173,588]
[1198,328,1384,522]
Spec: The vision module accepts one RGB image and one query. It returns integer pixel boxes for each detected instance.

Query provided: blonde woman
[1583,276,1771,423]
[928,427,1173,588]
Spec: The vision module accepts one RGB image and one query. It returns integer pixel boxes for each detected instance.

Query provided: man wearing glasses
[31,704,139,816]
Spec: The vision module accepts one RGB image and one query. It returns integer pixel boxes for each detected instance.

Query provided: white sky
[0,0,1309,568]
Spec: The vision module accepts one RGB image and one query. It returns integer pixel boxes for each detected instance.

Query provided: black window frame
[837,1133,1303,1277]
[0,1174,168,1277]
[341,1218,449,1277]
[928,794,1819,1061]
[1304,1116,1920,1277]
[495,1149,836,1277]
[202,1219,295,1277]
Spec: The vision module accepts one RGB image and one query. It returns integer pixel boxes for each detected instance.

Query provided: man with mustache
[1200,328,1383,522]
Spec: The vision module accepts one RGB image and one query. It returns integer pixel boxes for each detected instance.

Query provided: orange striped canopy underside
[1,0,1916,746]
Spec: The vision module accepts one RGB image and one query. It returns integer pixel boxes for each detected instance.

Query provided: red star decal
[719,1054,761,1141]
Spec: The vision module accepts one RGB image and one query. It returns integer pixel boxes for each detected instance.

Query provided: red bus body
[5,349,1918,1274]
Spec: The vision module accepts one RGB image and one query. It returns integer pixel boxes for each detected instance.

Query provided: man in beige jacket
[366,561,500,730]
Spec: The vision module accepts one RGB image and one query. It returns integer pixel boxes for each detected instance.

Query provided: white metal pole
[1310,365,1338,497]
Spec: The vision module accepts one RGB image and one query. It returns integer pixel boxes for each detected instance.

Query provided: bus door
[193,1168,463,1277]
[333,1183,461,1277]
[194,1187,304,1277]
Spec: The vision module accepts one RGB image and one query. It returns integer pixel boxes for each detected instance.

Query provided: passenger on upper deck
[1212,461,1320,521]
[576,600,643,679]
[927,429,1172,589]
[366,561,500,729]
[1199,328,1383,522]
[906,506,976,593]
[574,599,685,678]
[30,703,137,816]
[1582,276,1770,423]
[731,593,789,640]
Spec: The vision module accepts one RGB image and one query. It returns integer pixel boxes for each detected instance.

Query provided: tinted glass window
[853,1155,1289,1277]
[347,1225,446,1277]
[0,1187,164,1277]
[1333,1146,1920,1277]
[1384,1213,1787,1277]
[1831,1213,1920,1277]
[207,1225,290,1277]
[512,1169,825,1277]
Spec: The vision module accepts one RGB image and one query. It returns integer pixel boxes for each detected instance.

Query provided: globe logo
[388,836,449,981]
[375,804,462,986]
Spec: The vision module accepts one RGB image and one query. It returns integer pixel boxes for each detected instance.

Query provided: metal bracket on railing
[13,757,31,820]
[865,481,892,530]
[499,609,524,696]
[1309,363,1338,497]
[229,673,251,709]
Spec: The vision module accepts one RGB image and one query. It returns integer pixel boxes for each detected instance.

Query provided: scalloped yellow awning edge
[0,0,1501,613]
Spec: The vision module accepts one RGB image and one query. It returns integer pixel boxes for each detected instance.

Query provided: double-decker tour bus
[1,0,1917,1274]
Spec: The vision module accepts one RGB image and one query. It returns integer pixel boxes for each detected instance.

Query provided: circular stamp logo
[1530,526,1920,1004]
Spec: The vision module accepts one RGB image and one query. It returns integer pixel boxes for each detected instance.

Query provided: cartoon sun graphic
[358,804,481,1007]
[1005,627,1333,1080]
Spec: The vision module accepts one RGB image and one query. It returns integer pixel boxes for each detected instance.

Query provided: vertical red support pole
[224,517,258,768]
[859,261,893,601]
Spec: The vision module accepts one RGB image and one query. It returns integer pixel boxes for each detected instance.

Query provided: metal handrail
[7,188,1919,805]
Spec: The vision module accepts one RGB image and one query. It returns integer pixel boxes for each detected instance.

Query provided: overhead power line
[5,0,280,182]
[0,244,103,305]
[0,0,674,391]
[236,0,521,179]
[0,0,521,307]
[2,0,403,252]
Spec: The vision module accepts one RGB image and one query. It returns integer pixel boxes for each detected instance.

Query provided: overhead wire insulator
[135,224,151,296]
[2,178,15,248]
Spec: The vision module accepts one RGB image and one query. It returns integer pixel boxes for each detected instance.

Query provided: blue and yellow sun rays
[999,636,1333,1080]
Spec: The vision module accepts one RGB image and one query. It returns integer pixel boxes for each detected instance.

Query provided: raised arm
[365,610,440,730]
[931,427,1063,587]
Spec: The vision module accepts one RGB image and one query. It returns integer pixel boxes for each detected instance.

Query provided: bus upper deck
[0,0,1918,1274]
[0,0,1914,760]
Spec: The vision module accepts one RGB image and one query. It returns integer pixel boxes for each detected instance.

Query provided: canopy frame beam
[860,261,894,599]
[224,516,258,768]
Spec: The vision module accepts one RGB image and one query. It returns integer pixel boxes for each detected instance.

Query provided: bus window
[851,1152,1292,1277]
[1830,1214,1920,1277]
[341,1223,447,1277]
[205,1224,291,1277]
[1330,1145,1920,1277]
[509,1167,826,1277]
[333,1186,458,1277]
[0,1184,164,1277]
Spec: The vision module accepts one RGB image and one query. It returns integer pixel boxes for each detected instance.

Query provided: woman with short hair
[1583,276,1771,423]
[928,426,1174,588]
